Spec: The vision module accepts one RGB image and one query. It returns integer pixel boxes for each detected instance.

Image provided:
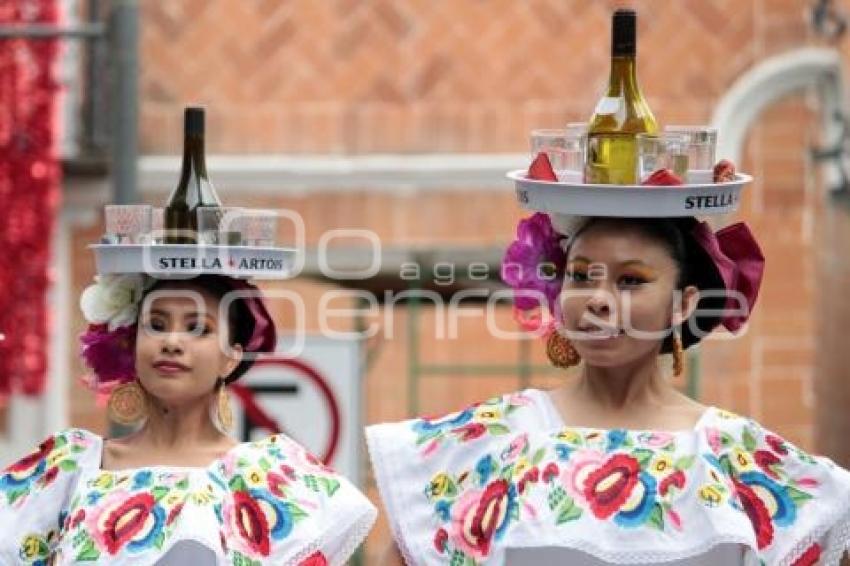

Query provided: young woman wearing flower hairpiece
[0,273,376,565]
[367,214,850,565]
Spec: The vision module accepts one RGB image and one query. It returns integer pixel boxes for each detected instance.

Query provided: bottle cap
[185,106,205,136]
[612,8,637,57]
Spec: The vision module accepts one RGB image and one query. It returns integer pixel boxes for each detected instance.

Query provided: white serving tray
[90,244,297,279]
[508,170,752,217]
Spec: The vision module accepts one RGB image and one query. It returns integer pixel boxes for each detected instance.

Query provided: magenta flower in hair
[501,212,566,313]
[80,323,137,392]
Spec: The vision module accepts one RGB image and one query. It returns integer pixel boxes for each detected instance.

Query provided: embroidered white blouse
[0,428,376,565]
[366,389,850,565]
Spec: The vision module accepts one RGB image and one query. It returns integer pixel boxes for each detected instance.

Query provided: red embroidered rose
[765,434,788,456]
[8,436,54,473]
[791,542,821,566]
[298,551,329,566]
[166,502,184,525]
[543,462,559,483]
[434,528,448,553]
[733,479,773,549]
[233,491,271,556]
[754,450,782,479]
[102,493,156,555]
[451,479,512,559]
[584,454,640,519]
[453,423,486,442]
[659,470,686,496]
[42,466,59,485]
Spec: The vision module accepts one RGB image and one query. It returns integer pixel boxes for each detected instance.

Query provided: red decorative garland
[0,0,62,402]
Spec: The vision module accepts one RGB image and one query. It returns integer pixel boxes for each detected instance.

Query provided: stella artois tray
[508,170,752,217]
[90,244,296,279]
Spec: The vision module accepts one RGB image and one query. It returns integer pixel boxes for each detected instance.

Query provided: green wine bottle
[164,107,221,243]
[585,9,658,185]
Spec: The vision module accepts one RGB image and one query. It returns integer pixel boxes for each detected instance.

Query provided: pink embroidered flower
[450,480,513,560]
[560,449,606,503]
[705,427,723,454]
[639,432,675,448]
[453,423,486,442]
[503,434,529,461]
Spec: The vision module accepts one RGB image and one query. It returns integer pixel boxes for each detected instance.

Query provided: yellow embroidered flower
[649,454,675,478]
[46,448,68,467]
[715,409,740,420]
[556,429,582,444]
[474,408,502,422]
[244,467,267,488]
[191,491,214,505]
[429,473,452,498]
[164,492,186,507]
[20,534,48,560]
[731,447,757,473]
[698,484,726,507]
[92,472,114,490]
[513,457,531,479]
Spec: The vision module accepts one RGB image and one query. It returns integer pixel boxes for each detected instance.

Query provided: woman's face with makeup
[559,222,686,368]
[135,283,242,406]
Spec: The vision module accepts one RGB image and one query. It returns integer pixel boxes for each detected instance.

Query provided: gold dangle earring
[546,330,581,369]
[108,380,148,425]
[672,329,685,378]
[217,378,233,431]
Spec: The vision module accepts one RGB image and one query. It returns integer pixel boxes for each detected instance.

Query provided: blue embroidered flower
[614,472,657,528]
[606,429,628,452]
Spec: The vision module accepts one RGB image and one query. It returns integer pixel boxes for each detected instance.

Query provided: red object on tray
[528,152,558,181]
[713,159,736,182]
[641,168,684,186]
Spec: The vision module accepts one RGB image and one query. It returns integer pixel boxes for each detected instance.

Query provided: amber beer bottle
[164,107,221,243]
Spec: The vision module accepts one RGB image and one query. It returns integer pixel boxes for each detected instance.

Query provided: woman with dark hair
[0,272,376,565]
[367,213,850,565]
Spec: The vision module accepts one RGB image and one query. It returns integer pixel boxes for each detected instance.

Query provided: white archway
[711,47,847,191]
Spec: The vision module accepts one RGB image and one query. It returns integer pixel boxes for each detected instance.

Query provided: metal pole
[109,0,138,204]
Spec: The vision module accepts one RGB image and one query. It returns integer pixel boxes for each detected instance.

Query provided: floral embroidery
[32,433,349,565]
[0,430,91,509]
[411,392,535,457]
[702,413,817,551]
[422,420,774,564]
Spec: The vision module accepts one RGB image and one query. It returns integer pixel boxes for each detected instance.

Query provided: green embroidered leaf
[71,444,86,454]
[7,489,27,505]
[719,454,735,477]
[176,478,189,490]
[531,447,546,466]
[54,436,68,449]
[151,486,169,502]
[787,486,813,505]
[647,503,664,531]
[510,503,520,521]
[258,457,272,472]
[487,424,510,436]
[285,502,309,523]
[237,458,250,468]
[58,459,78,472]
[500,464,515,481]
[506,404,520,415]
[75,539,100,561]
[674,455,696,471]
[742,428,757,452]
[154,531,165,550]
[720,432,735,447]
[229,476,248,492]
[415,430,441,447]
[555,496,583,524]
[320,477,341,497]
[547,486,567,512]
[632,448,654,467]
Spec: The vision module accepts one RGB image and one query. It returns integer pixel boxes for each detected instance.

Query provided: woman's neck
[575,356,674,411]
[137,394,225,450]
